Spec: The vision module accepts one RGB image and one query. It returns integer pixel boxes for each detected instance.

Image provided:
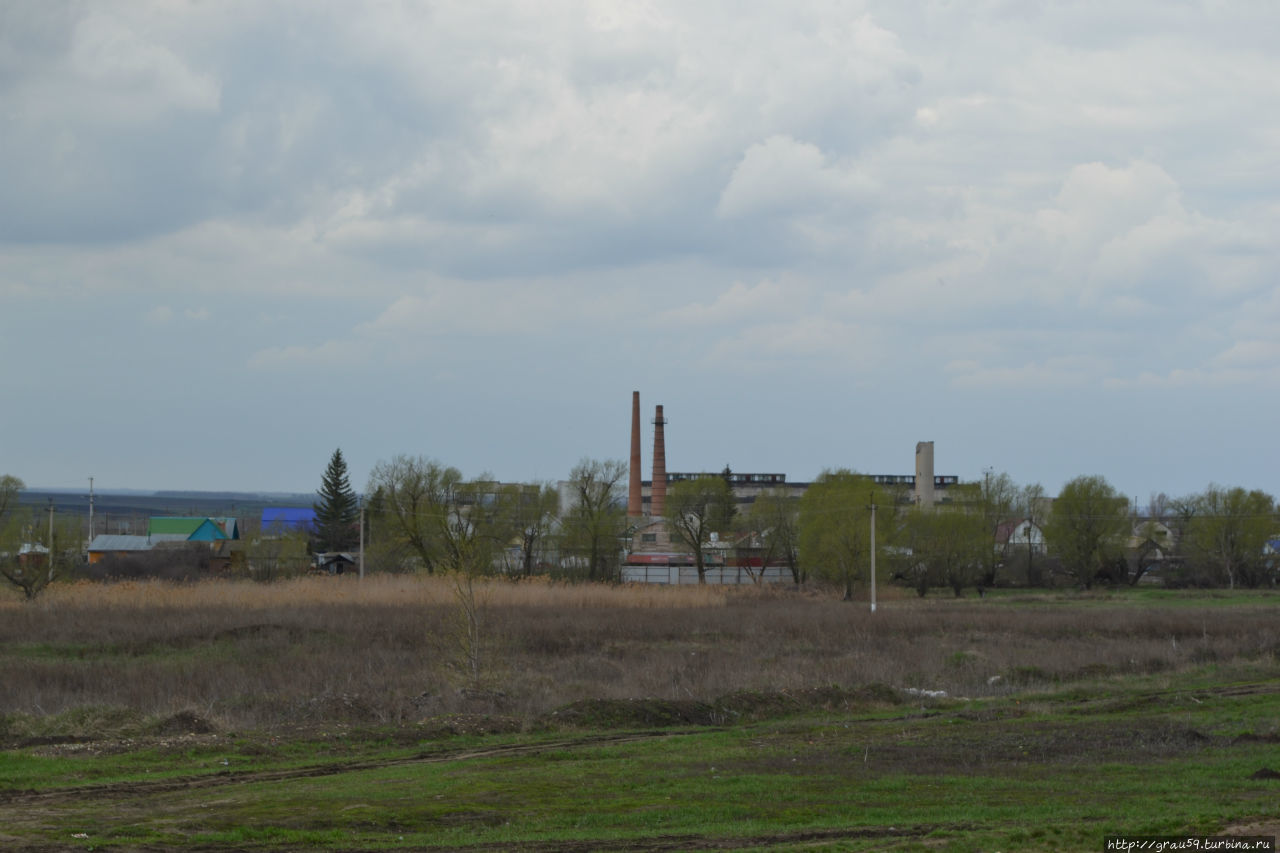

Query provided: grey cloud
[4,0,1280,495]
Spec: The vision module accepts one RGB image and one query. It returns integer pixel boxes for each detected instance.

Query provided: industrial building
[619,392,956,583]
[621,393,954,514]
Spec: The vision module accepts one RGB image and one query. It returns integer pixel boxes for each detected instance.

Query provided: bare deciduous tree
[666,475,736,583]
[492,482,559,577]
[971,470,1018,587]
[365,456,464,574]
[745,487,801,585]
[1,488,76,601]
[245,521,312,581]
[558,459,627,582]
[1019,482,1048,586]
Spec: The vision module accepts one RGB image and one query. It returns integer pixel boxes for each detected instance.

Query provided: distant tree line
[358,452,1277,593]
[2,455,1276,598]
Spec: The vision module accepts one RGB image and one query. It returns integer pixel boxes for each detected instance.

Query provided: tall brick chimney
[651,405,667,518]
[628,391,642,518]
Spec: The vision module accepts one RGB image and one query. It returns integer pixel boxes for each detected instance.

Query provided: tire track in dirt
[88,824,973,853]
[1072,680,1280,707]
[0,730,685,806]
[5,679,1274,808]
[453,824,971,851]
[0,825,971,853]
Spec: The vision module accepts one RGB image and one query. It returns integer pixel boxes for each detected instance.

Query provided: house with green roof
[147,517,238,541]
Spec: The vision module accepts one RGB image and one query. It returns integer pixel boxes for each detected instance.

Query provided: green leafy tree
[558,458,627,582]
[1044,475,1129,589]
[1184,485,1276,589]
[313,448,359,553]
[666,475,736,583]
[798,470,897,601]
[362,485,412,573]
[903,502,987,597]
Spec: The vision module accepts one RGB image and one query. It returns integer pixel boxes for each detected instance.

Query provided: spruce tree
[313,448,359,553]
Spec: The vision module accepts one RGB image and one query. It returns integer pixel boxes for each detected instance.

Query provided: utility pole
[869,493,877,614]
[88,476,94,550]
[358,504,365,581]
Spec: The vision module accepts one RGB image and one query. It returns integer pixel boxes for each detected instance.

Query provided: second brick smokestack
[628,391,642,518]
[651,405,667,518]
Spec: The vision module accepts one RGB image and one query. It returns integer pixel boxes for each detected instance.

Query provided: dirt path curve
[0,730,683,807]
[4,679,1274,811]
[7,825,965,853]
[453,824,966,851]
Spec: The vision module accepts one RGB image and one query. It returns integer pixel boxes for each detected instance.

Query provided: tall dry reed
[10,575,730,612]
[1,577,1276,731]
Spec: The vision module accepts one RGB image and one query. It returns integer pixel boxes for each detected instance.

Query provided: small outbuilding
[315,552,356,575]
[87,534,155,563]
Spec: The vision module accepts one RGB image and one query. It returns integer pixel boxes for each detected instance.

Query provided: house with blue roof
[261,507,316,533]
[1265,539,1280,577]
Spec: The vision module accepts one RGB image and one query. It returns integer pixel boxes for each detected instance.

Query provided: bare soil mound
[152,710,216,735]
[546,684,904,729]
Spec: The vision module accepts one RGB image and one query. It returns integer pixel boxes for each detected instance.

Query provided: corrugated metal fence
[621,564,793,585]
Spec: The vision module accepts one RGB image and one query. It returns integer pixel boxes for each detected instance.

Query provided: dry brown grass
[13,575,732,611]
[1,577,1277,733]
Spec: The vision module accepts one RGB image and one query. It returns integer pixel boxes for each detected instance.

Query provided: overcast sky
[2,1,1277,502]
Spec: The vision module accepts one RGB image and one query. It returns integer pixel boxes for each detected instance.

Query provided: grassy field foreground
[0,578,1278,850]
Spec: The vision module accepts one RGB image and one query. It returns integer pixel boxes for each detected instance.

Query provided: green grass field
[1,582,1277,851]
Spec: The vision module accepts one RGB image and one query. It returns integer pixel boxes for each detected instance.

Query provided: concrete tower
[914,441,935,506]
[651,405,668,518]
[628,391,643,518]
